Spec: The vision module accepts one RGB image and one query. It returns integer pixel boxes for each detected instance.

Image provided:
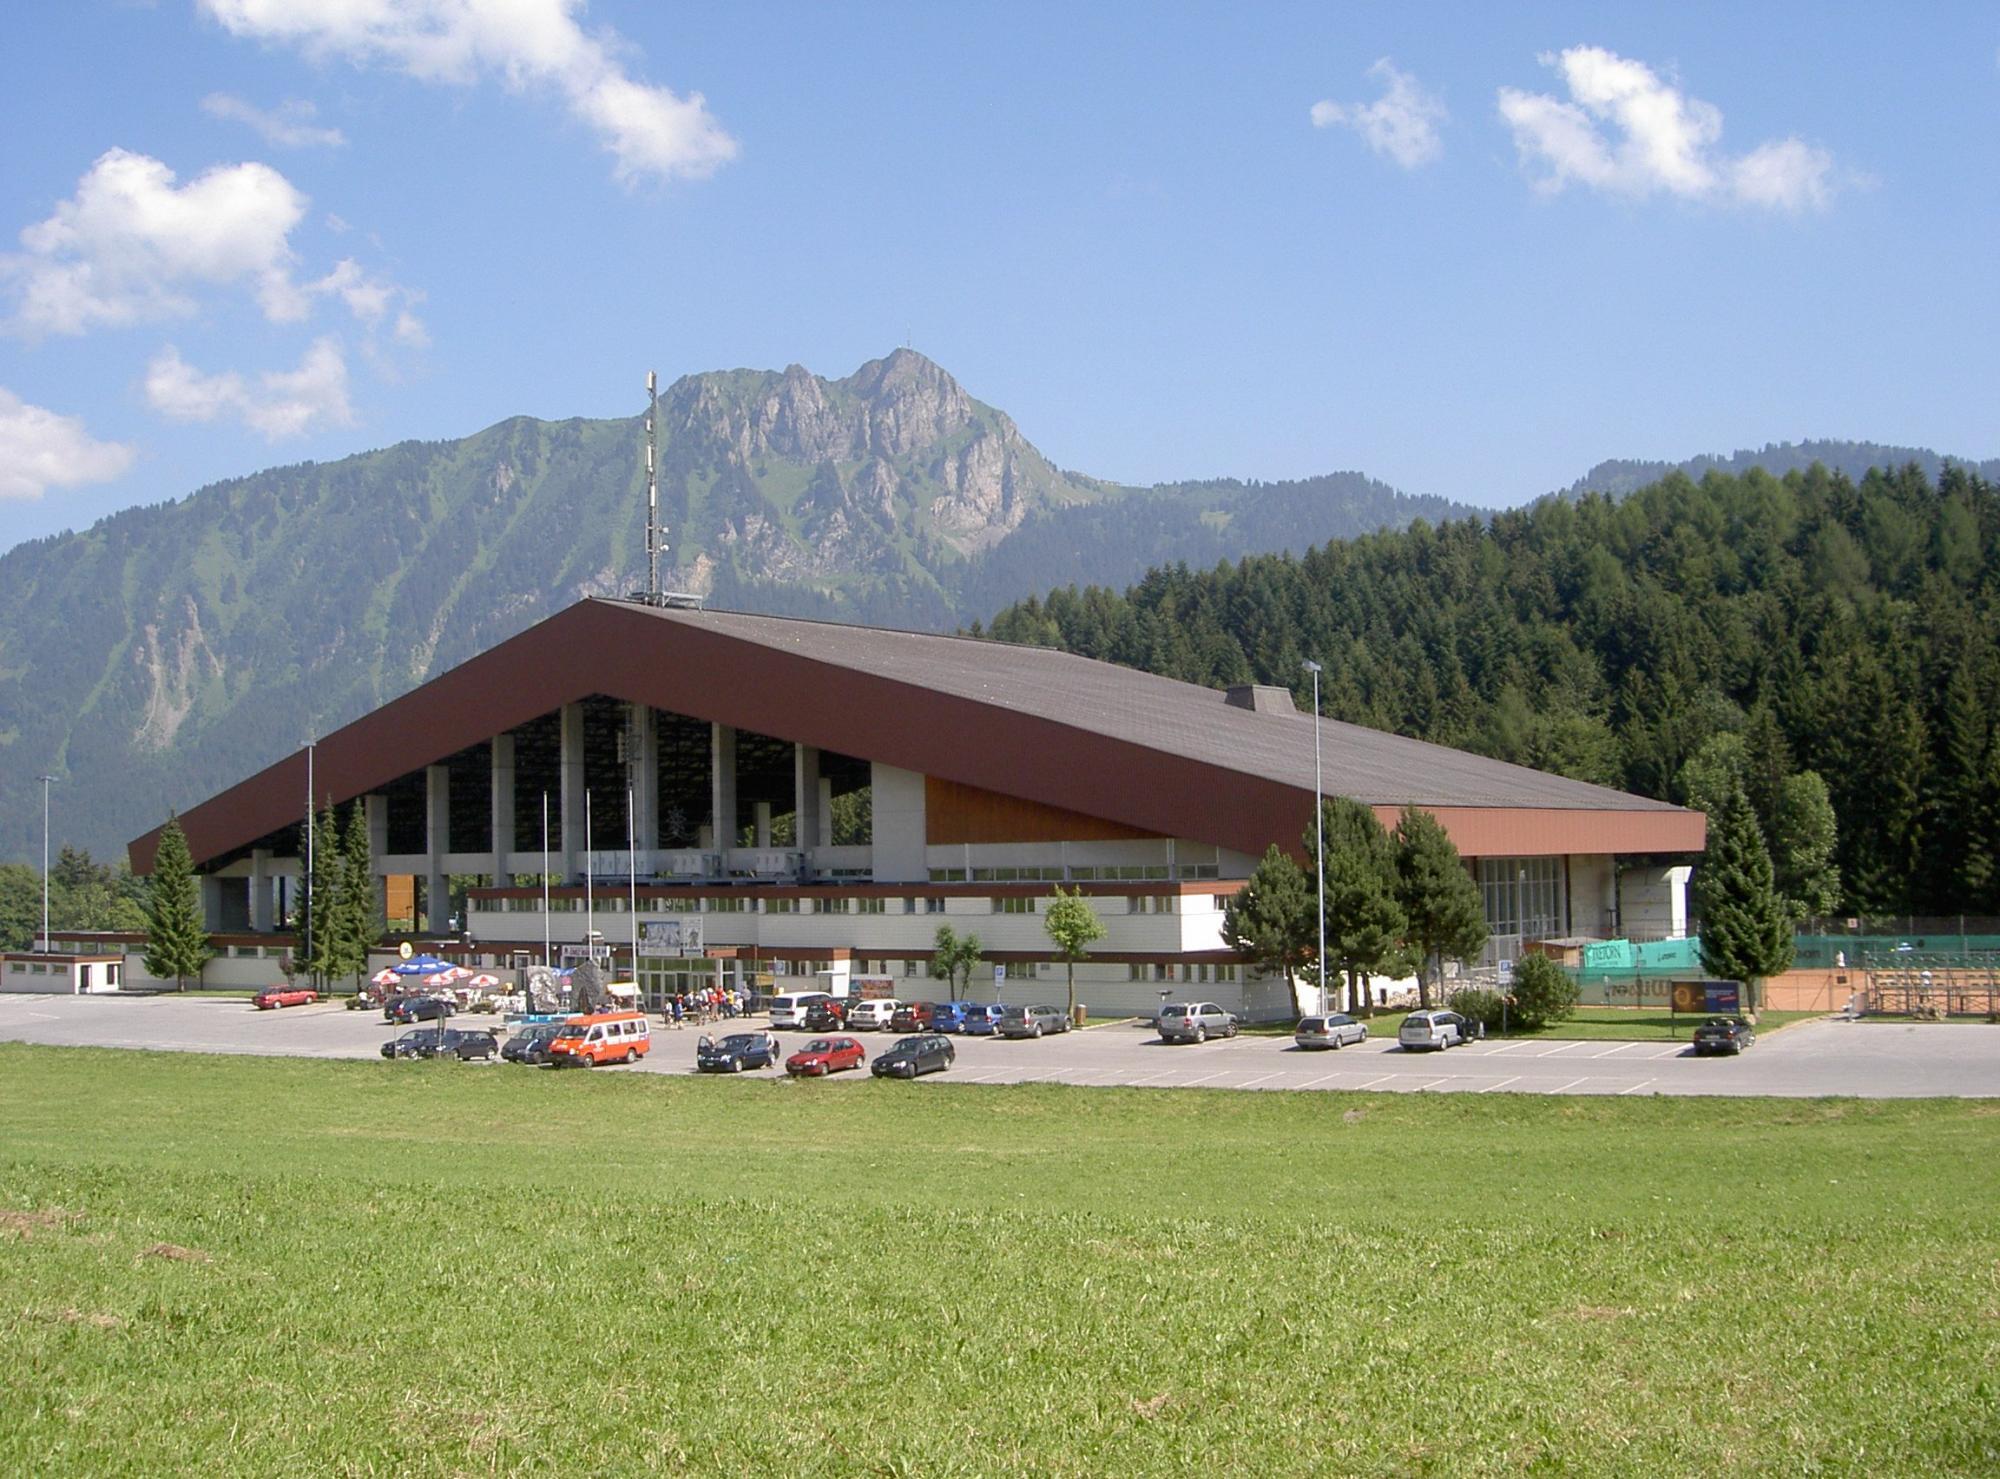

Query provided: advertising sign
[1672,981,1742,1014]
[640,919,703,954]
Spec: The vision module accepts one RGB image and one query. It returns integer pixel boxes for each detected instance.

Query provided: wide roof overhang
[130,598,1704,872]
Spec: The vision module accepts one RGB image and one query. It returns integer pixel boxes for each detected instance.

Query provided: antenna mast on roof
[635,368,703,609]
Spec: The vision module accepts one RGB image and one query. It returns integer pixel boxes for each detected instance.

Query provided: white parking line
[1418,1077,1450,1091]
[1353,1075,1393,1089]
[1536,1041,1584,1057]
[1479,1041,1526,1054]
[1120,1070,1176,1087]
[1173,1071,1225,1088]
[1591,1042,1649,1058]
[1235,1073,1278,1089]
[1479,1075,1522,1093]
[1618,1078,1657,1096]
[1297,1073,1345,1089]
[1551,1077,1590,1093]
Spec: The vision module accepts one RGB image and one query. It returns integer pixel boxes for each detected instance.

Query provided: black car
[1692,1015,1756,1055]
[381,1028,436,1059]
[382,1027,496,1061]
[871,1033,956,1079]
[696,1032,782,1073]
[800,1003,846,1033]
[390,995,454,1024]
[501,1022,564,1065]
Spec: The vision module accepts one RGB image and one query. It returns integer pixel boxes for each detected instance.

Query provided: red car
[785,1036,866,1077]
[253,985,319,1010]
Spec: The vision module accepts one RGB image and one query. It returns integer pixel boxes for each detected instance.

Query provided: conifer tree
[1695,779,1794,1011]
[339,801,377,992]
[1313,798,1406,1015]
[1393,807,1487,1010]
[1221,845,1315,1015]
[299,805,343,987]
[142,815,213,992]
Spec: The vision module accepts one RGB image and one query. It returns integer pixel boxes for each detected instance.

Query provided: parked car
[997,1003,1071,1040]
[1399,1009,1473,1052]
[959,1004,1006,1036]
[888,1001,937,1033]
[1157,1001,1239,1044]
[872,1033,955,1078]
[548,1010,651,1067]
[930,1001,977,1033]
[253,985,318,1010]
[1294,1013,1368,1050]
[786,1036,866,1076]
[801,1001,847,1033]
[390,995,455,1024]
[501,1022,566,1064]
[843,999,901,1032]
[697,1031,783,1073]
[1692,1015,1756,1055]
[380,1029,435,1059]
[419,1027,499,1061]
[769,992,837,1029]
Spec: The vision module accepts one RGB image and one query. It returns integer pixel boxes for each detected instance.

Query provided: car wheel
[1031,1023,1042,1039]
[1225,1023,1238,1039]
[1193,1026,1206,1043]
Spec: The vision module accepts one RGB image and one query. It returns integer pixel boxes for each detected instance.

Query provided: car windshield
[1328,1015,1354,1026]
[891,1037,922,1052]
[802,1039,833,1053]
[717,1035,758,1051]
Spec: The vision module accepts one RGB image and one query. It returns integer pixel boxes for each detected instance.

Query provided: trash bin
[1072,1004,1087,1027]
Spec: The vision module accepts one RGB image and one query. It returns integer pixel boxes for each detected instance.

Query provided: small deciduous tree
[143,815,213,992]
[1042,886,1105,1016]
[1221,844,1315,1016]
[1696,777,1795,1011]
[928,925,983,998]
[1507,953,1578,1031]
[1393,806,1487,1010]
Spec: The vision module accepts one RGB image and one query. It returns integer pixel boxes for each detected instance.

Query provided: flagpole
[585,790,594,960]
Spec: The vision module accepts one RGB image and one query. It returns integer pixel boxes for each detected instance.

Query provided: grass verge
[1,1044,1996,1475]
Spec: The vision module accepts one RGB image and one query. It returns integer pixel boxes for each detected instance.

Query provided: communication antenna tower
[634,368,704,610]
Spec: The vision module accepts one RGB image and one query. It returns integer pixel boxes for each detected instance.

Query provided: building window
[1476,857,1564,942]
[765,898,799,915]
[815,898,849,915]
[929,868,967,883]
[993,898,1036,915]
[706,897,746,913]
[1128,896,1175,915]
[924,898,946,914]
[855,898,886,915]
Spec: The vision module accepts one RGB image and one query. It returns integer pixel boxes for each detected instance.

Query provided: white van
[843,998,901,1032]
[769,992,834,1029]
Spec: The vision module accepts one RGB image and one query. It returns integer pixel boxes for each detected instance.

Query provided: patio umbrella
[371,968,399,988]
[391,954,453,977]
[425,966,474,988]
[467,973,502,990]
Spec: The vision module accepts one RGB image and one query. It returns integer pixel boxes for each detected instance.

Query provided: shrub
[1510,954,1579,1030]
[1448,987,1506,1032]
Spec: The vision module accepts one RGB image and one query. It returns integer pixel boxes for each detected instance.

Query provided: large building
[128,597,1704,1017]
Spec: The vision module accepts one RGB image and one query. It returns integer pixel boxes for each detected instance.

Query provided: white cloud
[4,148,309,336]
[0,388,137,501]
[1311,59,1447,169]
[199,0,738,185]
[1498,46,1836,211]
[201,92,347,148]
[144,338,354,440]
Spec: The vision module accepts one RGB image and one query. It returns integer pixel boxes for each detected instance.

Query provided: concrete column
[199,875,225,932]
[490,733,516,880]
[249,849,274,932]
[426,764,450,933]
[629,703,659,857]
[795,745,822,862]
[711,723,737,854]
[754,801,772,849]
[560,701,586,881]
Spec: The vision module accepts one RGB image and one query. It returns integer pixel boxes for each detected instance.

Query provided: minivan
[770,992,835,1029]
[1398,1010,1472,1052]
[549,1010,652,1067]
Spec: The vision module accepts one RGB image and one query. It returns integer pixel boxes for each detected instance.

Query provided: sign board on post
[1496,959,1513,985]
[993,964,1006,984]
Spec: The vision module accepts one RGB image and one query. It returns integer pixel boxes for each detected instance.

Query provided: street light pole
[38,774,55,954]
[1301,662,1327,1014]
[303,738,315,982]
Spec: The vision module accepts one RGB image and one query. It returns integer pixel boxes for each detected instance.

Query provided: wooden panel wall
[925,777,1163,845]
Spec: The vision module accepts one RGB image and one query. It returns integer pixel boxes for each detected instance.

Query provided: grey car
[1157,1001,1239,1044]
[1294,1013,1368,1050]
[997,1003,1071,1039]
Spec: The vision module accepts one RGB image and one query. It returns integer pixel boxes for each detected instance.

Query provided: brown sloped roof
[131,597,1703,871]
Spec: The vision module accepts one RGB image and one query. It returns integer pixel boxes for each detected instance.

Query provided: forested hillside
[984,462,2000,918]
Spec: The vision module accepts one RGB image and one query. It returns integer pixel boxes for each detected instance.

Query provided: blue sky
[2,2,1995,553]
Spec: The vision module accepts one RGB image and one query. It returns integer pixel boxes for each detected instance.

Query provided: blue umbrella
[391,954,453,976]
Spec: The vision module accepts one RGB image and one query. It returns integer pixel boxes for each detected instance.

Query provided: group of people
[662,984,749,1027]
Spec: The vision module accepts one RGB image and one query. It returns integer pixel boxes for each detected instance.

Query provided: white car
[842,998,901,1032]
[1294,1014,1368,1050]
[768,992,834,1029]
[1398,1009,1473,1052]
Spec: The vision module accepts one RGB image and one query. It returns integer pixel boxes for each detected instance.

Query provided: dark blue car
[930,1001,977,1033]
[696,1031,782,1073]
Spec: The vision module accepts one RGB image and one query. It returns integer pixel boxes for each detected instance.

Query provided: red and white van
[549,1010,652,1067]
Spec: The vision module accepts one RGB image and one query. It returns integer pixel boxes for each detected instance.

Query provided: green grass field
[2,1044,1996,1475]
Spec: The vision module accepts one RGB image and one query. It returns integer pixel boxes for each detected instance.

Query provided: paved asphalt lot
[2,994,1996,1096]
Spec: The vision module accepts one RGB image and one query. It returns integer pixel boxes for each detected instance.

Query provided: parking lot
[2,993,1996,1096]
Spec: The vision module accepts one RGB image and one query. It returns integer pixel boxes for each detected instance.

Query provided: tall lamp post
[38,774,56,953]
[1301,662,1327,1013]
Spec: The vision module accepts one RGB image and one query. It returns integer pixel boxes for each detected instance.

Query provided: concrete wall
[871,764,926,882]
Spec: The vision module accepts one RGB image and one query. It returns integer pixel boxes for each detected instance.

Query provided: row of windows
[1477,857,1565,941]
[926,864,1220,883]
[1127,963,1241,983]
